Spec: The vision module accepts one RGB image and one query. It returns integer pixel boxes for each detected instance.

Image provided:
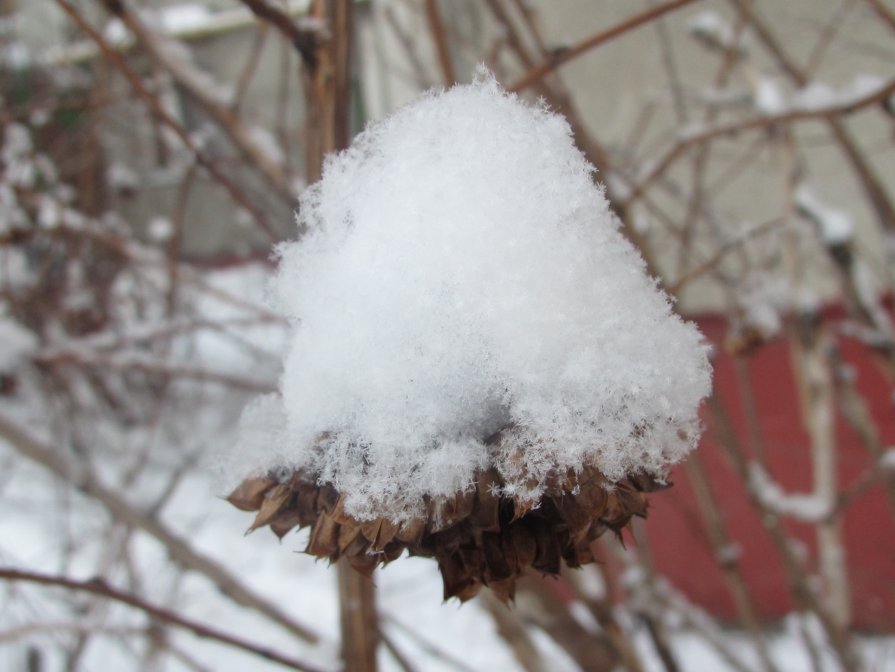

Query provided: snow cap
[237,73,712,522]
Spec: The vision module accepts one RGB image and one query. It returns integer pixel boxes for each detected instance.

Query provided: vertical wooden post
[304,2,378,670]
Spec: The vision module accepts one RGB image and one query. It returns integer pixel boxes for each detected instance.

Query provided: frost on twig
[748,463,832,524]
[227,74,711,600]
[687,9,744,56]
[794,186,854,247]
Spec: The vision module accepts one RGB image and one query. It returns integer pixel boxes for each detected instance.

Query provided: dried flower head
[227,74,711,600]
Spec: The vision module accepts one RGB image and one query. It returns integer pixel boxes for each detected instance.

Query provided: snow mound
[235,74,711,522]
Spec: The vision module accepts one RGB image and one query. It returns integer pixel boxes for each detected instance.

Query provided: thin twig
[671,218,784,293]
[623,75,895,206]
[683,455,780,672]
[0,568,327,672]
[237,0,320,67]
[424,0,456,86]
[105,0,295,201]
[865,0,895,33]
[379,630,419,672]
[729,0,895,236]
[231,23,271,114]
[708,394,861,672]
[53,0,278,241]
[0,412,319,645]
[508,0,702,92]
[383,616,478,672]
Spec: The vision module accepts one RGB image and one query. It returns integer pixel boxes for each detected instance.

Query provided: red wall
[643,315,895,631]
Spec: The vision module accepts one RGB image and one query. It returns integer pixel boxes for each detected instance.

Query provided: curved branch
[0,568,326,672]
[508,0,702,93]
[623,76,895,206]
[237,0,321,68]
[104,0,296,201]
[0,412,319,645]
[53,0,279,241]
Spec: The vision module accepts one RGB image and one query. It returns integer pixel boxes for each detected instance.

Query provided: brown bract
[228,457,668,603]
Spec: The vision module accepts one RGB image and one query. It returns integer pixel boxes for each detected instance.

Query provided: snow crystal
[236,75,711,521]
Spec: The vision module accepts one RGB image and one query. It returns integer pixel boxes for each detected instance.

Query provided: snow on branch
[881,448,895,471]
[748,463,832,524]
[794,185,854,246]
[624,74,895,206]
[687,9,744,55]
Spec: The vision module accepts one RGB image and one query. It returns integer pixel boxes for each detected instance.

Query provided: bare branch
[0,412,319,645]
[0,568,326,672]
[104,0,295,201]
[624,76,895,206]
[424,0,456,86]
[508,0,702,93]
[237,0,321,68]
[53,0,279,241]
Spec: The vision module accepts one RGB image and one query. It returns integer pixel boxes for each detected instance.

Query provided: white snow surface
[236,75,712,522]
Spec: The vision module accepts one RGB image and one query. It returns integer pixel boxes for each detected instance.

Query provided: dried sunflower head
[225,75,709,602]
[228,427,669,602]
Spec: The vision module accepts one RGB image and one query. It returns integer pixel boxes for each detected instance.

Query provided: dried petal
[249,484,292,531]
[268,508,303,539]
[307,513,340,558]
[227,476,276,512]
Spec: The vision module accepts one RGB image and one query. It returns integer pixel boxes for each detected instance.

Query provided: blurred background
[1,0,894,670]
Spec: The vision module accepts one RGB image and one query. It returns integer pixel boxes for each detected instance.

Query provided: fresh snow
[794,185,855,246]
[749,463,831,523]
[793,74,887,111]
[748,74,890,116]
[687,10,741,53]
[158,3,214,34]
[233,74,711,522]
